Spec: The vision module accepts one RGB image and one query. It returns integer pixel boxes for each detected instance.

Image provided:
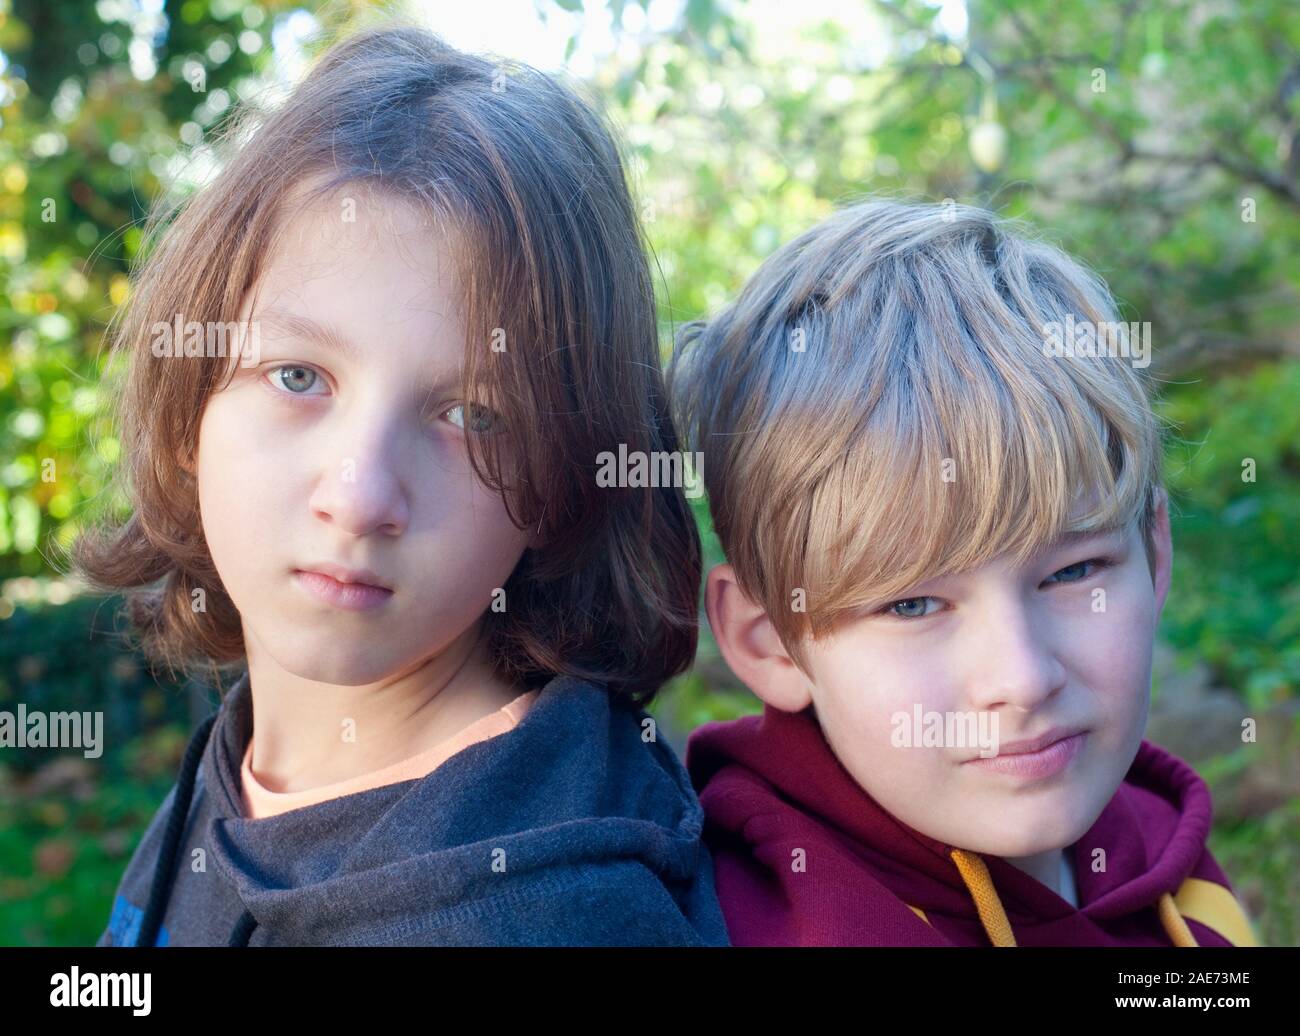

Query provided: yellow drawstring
[949,849,1198,946]
[1158,891,1200,946]
[950,849,1017,946]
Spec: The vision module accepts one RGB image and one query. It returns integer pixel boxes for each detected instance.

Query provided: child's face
[194,183,531,685]
[707,494,1172,859]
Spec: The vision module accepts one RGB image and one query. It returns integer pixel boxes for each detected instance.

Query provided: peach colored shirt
[240,690,538,819]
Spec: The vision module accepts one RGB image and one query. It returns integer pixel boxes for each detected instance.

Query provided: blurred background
[0,0,1296,946]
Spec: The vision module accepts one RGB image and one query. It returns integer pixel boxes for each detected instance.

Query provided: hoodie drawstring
[228,909,258,946]
[1157,891,1199,946]
[136,713,215,947]
[135,710,260,947]
[950,849,1017,946]
[949,848,1199,947]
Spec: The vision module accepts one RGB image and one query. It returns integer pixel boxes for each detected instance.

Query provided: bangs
[799,247,1159,629]
[670,199,1166,671]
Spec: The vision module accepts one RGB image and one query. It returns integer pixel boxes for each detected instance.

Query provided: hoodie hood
[113,670,729,946]
[686,702,1258,947]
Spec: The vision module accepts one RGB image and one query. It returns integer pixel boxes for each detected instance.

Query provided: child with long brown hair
[74,21,726,947]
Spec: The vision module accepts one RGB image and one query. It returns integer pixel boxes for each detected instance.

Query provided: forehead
[260,178,451,288]
[249,174,465,317]
[218,179,467,385]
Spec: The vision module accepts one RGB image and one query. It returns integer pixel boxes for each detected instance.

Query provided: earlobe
[704,563,814,713]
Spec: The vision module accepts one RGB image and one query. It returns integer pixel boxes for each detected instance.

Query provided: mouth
[294,562,392,591]
[292,568,394,611]
[963,730,1087,780]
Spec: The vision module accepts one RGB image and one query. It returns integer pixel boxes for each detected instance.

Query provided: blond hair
[669,199,1163,671]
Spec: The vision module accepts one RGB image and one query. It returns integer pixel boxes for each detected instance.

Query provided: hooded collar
[147,669,722,945]
[686,701,1216,946]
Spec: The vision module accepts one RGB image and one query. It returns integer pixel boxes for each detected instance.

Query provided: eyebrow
[257,308,460,392]
[259,308,362,362]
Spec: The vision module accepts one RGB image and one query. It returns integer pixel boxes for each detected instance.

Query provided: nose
[307,400,411,538]
[960,594,1067,714]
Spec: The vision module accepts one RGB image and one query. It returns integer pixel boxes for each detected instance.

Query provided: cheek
[807,636,965,840]
[437,440,527,542]
[195,396,278,590]
[808,632,954,765]
[196,388,279,487]
[197,386,336,626]
[442,491,528,584]
[402,454,530,608]
[1058,570,1156,716]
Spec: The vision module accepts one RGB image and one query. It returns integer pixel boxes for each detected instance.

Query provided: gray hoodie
[96,671,730,946]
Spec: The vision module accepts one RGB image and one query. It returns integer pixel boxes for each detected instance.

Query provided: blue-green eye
[444,403,499,433]
[1047,559,1108,584]
[885,596,940,619]
[269,365,325,394]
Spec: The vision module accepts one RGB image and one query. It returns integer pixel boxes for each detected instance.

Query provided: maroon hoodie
[686,702,1260,947]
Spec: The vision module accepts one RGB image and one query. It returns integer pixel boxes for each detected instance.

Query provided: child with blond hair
[672,199,1259,947]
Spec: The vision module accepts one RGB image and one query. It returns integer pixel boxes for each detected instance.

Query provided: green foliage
[0,589,195,946]
[0,0,1296,947]
[0,590,196,775]
[1159,360,1300,706]
[1205,797,1300,948]
[0,744,178,946]
[0,0,302,581]
[604,0,1300,710]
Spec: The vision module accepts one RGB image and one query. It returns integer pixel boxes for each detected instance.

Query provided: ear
[1151,487,1173,617]
[704,563,814,713]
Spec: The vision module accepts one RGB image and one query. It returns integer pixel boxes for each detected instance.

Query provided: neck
[1001,846,1069,899]
[241,621,523,793]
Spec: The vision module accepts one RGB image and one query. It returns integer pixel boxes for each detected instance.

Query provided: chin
[983,808,1091,858]
[264,640,397,687]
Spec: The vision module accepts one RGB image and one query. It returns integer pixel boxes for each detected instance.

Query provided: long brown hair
[66,21,700,707]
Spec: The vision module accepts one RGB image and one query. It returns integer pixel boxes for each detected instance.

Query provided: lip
[990,726,1087,757]
[964,730,1087,780]
[296,562,392,591]
[293,568,393,611]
